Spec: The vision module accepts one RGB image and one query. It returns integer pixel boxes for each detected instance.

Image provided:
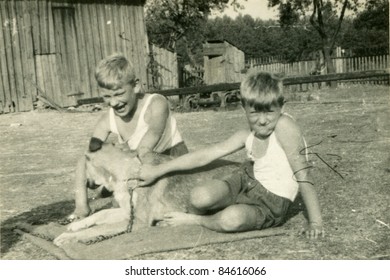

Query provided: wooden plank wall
[0,0,36,113]
[56,0,149,104]
[1,0,149,112]
[204,56,224,85]
[224,43,245,83]
[148,44,178,90]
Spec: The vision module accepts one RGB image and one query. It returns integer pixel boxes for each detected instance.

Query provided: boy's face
[101,82,140,117]
[244,104,283,139]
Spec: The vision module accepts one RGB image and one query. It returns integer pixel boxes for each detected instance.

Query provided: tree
[205,15,319,62]
[353,0,389,31]
[145,0,241,66]
[352,0,389,54]
[268,0,361,77]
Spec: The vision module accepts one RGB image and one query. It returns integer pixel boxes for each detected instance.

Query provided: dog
[53,143,238,246]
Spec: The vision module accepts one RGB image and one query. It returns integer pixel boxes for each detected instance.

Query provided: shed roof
[204,39,244,52]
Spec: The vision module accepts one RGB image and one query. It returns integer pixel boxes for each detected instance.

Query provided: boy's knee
[189,186,214,210]
[218,207,251,232]
[190,180,231,211]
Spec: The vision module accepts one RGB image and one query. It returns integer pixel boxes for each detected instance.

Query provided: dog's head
[85,143,141,187]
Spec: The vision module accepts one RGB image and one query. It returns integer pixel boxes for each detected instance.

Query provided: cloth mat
[15,222,289,260]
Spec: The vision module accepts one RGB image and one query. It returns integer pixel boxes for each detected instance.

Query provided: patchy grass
[1,84,389,260]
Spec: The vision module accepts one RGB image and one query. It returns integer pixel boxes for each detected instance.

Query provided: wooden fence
[180,65,204,87]
[147,44,179,90]
[247,54,389,76]
[156,70,390,110]
[179,53,389,88]
[334,55,389,73]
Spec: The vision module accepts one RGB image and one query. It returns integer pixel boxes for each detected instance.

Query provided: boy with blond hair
[69,53,188,221]
[139,71,324,238]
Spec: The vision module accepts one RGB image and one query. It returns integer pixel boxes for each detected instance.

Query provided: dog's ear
[89,137,103,152]
[86,178,97,189]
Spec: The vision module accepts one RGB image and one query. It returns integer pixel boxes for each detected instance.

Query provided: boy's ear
[134,79,141,94]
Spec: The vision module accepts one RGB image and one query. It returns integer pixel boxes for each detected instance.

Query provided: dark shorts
[222,161,291,230]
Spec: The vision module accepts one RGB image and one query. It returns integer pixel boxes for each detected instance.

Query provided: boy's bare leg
[163,179,260,232]
[187,179,236,214]
[164,204,260,233]
[71,157,91,219]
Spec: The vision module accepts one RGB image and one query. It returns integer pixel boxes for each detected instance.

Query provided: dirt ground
[1,84,389,260]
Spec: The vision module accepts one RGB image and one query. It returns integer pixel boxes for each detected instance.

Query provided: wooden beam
[76,70,389,105]
[77,96,104,105]
[77,83,241,105]
[151,83,241,97]
[282,70,389,85]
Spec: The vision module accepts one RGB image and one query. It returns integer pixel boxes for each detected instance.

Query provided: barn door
[52,7,81,107]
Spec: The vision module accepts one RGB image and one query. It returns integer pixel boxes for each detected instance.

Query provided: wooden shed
[203,39,245,85]
[0,0,149,113]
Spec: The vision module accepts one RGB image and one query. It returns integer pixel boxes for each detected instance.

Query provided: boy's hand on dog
[138,164,160,186]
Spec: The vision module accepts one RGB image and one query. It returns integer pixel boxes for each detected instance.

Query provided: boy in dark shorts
[138,71,324,239]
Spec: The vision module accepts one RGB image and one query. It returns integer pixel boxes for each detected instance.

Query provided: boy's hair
[240,71,285,111]
[95,53,136,89]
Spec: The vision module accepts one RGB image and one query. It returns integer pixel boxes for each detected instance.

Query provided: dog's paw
[53,232,78,247]
[58,214,82,225]
[67,220,88,232]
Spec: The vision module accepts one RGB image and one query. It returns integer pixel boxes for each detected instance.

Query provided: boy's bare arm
[275,116,324,238]
[138,129,249,186]
[137,95,169,161]
[299,182,324,238]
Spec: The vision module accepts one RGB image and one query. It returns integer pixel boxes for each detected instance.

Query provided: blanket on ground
[15,222,289,260]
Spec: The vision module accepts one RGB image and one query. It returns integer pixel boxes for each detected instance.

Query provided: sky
[210,0,279,20]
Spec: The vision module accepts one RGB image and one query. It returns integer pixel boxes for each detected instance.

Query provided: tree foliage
[145,0,389,67]
[354,0,389,30]
[268,0,362,74]
[145,0,237,49]
[340,0,389,55]
[204,15,320,62]
[145,0,245,66]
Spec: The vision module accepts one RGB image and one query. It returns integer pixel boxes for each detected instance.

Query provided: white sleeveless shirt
[245,131,299,201]
[109,94,183,153]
